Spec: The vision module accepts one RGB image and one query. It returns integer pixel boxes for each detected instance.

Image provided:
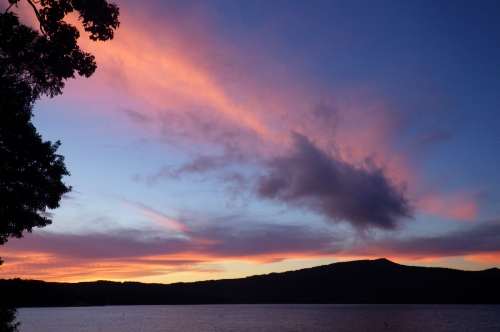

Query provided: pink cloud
[416,191,478,220]
[122,200,191,232]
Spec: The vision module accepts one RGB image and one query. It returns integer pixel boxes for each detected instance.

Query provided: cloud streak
[345,220,500,261]
[122,201,190,232]
[3,219,499,281]
[0,220,342,281]
[149,148,249,182]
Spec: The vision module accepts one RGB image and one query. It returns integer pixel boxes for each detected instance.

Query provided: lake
[17,304,500,332]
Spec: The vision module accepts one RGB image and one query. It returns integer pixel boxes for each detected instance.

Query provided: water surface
[17,304,500,332]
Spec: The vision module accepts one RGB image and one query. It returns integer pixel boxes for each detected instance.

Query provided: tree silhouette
[0,307,20,332]
[2,0,119,99]
[0,74,71,246]
[1,1,119,328]
[0,1,120,247]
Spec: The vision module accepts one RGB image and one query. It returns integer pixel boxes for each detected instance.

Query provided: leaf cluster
[8,0,120,41]
[1,12,71,98]
[0,75,71,246]
[2,0,119,98]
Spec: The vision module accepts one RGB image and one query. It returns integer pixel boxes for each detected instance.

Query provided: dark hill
[1,258,499,307]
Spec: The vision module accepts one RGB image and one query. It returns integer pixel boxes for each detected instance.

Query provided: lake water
[17,304,500,332]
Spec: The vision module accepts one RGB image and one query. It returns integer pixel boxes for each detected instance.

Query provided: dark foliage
[0,307,20,332]
[1,11,79,99]
[0,76,71,246]
[2,0,119,99]
[0,0,119,246]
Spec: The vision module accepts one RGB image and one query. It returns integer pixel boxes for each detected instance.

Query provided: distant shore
[2,259,499,307]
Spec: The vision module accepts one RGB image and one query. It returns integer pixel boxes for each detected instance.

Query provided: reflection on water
[18,304,500,332]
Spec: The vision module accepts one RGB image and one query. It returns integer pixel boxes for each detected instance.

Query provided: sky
[1,0,500,283]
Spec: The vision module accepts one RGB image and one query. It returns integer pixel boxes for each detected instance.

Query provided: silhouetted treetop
[1,12,76,98]
[7,0,119,41]
[2,0,119,98]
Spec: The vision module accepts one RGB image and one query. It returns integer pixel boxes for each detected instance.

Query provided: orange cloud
[464,253,500,264]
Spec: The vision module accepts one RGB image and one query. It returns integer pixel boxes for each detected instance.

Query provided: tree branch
[4,3,15,13]
[25,0,46,36]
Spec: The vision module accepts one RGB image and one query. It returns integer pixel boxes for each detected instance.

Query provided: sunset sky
[2,0,500,283]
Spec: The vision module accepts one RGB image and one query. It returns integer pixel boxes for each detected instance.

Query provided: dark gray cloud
[257,134,412,230]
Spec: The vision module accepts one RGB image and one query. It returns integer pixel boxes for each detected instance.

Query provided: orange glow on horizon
[2,245,499,283]
[464,253,500,264]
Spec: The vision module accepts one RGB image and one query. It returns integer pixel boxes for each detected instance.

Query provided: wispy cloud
[121,200,190,232]
[345,219,500,261]
[3,218,499,281]
[0,221,342,281]
[149,148,250,182]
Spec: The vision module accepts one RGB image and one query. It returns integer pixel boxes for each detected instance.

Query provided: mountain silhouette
[1,259,499,306]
